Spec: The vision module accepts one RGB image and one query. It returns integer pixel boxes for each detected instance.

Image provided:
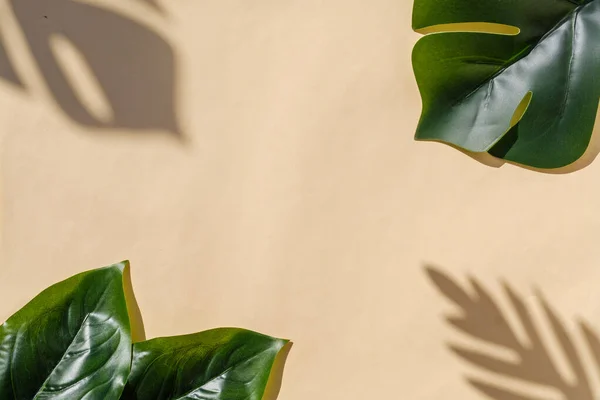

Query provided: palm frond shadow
[1,0,180,135]
[426,265,600,400]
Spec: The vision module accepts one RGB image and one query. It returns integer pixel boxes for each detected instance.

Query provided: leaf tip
[113,260,131,273]
[279,338,292,349]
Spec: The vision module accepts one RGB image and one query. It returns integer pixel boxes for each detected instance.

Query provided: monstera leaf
[412,0,600,168]
[121,328,288,400]
[0,262,132,399]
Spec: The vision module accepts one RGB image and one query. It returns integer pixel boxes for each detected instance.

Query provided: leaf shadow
[3,0,180,136]
[134,0,165,14]
[123,262,146,343]
[0,31,23,88]
[425,264,600,400]
[263,342,293,400]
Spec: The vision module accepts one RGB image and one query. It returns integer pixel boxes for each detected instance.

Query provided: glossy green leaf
[121,328,288,400]
[412,0,600,169]
[0,262,132,399]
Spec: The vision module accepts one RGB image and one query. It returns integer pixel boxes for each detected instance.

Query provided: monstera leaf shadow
[0,32,23,88]
[135,0,165,13]
[3,0,180,135]
[425,265,600,400]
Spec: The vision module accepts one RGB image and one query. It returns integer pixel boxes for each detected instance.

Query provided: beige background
[2,0,600,399]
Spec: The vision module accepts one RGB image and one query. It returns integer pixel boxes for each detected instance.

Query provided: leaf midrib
[451,0,594,107]
[33,282,114,398]
[134,343,278,400]
[173,348,273,400]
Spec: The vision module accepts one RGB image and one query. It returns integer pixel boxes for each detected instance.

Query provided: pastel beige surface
[2,0,600,399]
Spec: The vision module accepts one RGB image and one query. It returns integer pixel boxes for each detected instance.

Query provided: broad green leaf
[121,328,288,400]
[0,262,132,400]
[412,0,600,169]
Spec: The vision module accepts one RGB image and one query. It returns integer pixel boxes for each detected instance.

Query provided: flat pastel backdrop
[2,0,600,399]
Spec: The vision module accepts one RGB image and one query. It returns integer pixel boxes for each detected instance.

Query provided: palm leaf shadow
[4,0,180,134]
[426,265,600,400]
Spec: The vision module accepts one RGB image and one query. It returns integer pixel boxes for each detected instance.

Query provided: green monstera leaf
[0,262,132,400]
[412,0,600,169]
[121,328,288,400]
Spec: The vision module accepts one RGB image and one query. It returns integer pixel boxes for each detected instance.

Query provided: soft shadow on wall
[425,265,600,400]
[1,0,180,135]
[136,0,164,13]
[0,33,21,87]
